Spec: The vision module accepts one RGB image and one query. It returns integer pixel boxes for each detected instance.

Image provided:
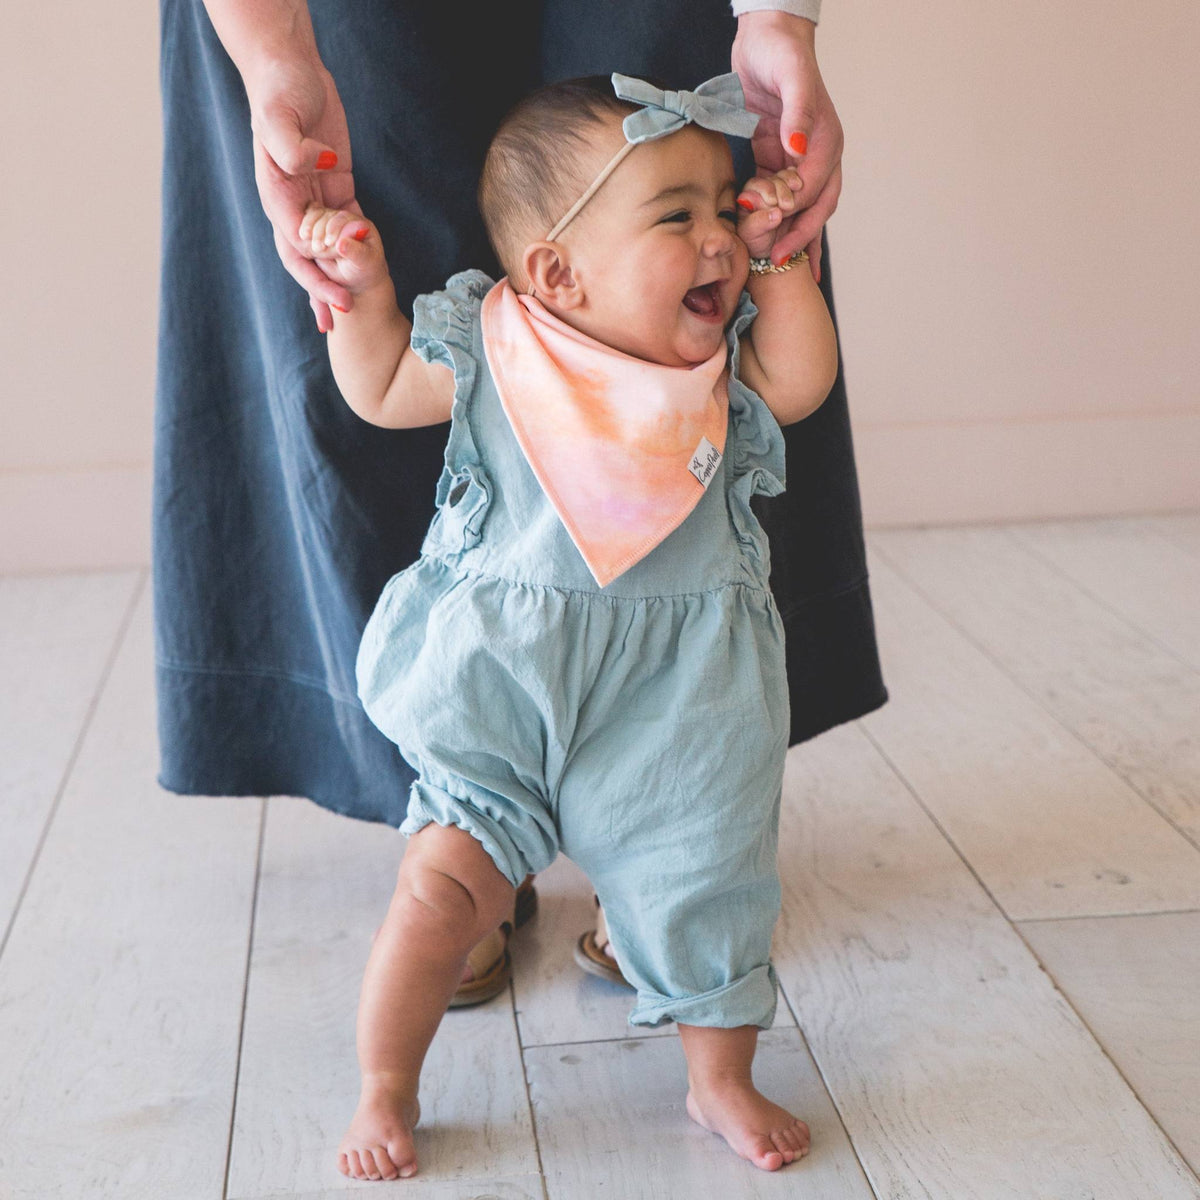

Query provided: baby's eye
[661,210,693,224]
[719,208,739,223]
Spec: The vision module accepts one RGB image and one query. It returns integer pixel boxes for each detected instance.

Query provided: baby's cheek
[731,242,751,286]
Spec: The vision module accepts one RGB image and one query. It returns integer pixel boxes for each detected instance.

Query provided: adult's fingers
[789,158,841,251]
[253,135,360,253]
[310,295,333,335]
[252,135,310,254]
[272,227,351,328]
[784,77,841,226]
[768,161,841,277]
[807,234,823,284]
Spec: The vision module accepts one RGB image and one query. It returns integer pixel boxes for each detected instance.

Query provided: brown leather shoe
[573,895,633,989]
[449,874,538,1008]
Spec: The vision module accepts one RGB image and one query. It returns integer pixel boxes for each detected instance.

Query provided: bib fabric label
[688,436,722,489]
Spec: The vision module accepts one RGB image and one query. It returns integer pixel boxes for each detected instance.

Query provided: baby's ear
[523,243,581,308]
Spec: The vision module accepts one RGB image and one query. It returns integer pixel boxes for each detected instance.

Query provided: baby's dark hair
[478,76,641,285]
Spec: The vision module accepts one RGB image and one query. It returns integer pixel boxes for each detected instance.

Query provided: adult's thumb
[778,79,816,162]
[256,101,336,178]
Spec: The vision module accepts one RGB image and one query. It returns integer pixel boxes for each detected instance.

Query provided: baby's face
[553,122,750,367]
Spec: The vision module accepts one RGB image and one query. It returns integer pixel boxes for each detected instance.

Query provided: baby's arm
[299,205,454,428]
[734,170,839,427]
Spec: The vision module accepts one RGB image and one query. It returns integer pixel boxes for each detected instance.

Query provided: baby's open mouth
[682,282,722,318]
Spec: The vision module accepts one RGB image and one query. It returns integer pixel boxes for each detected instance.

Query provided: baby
[302,73,837,1182]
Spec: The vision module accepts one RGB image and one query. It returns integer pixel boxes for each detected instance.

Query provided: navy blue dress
[154,0,887,824]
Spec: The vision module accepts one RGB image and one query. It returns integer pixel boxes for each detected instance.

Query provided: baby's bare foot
[337,1075,422,1182]
[686,1077,810,1171]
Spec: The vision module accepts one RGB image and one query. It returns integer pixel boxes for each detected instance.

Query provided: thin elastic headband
[527,73,759,295]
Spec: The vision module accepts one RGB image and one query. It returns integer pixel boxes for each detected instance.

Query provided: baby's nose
[702,222,736,258]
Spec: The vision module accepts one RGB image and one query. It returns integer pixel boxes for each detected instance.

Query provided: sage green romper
[358,270,790,1028]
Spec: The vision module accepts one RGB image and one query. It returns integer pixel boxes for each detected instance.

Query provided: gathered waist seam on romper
[419,553,773,604]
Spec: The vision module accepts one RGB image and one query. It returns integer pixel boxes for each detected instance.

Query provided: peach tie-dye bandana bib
[481,278,729,588]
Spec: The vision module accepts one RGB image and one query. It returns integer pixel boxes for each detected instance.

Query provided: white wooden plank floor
[1,514,1199,1199]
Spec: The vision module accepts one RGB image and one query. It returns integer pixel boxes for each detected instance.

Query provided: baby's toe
[337,1151,351,1178]
[370,1144,399,1180]
[785,1122,811,1159]
[387,1138,418,1179]
[770,1129,796,1164]
[361,1148,386,1180]
[749,1133,785,1172]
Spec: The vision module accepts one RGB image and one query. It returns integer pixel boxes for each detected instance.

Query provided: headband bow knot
[612,72,761,144]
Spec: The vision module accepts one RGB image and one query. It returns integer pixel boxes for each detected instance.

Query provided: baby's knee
[391,823,515,948]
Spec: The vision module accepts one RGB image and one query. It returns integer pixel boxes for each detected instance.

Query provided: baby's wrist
[741,237,777,261]
[333,275,397,319]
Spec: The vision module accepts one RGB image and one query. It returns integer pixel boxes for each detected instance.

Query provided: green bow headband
[543,72,760,241]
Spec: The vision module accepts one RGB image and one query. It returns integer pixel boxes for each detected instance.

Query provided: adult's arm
[731,4,841,281]
[202,0,358,329]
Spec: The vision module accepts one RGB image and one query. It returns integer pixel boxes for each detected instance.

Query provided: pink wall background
[2,1,1198,570]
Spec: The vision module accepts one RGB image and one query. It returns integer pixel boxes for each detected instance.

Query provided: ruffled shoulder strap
[409,269,497,549]
[409,268,496,372]
[724,290,787,499]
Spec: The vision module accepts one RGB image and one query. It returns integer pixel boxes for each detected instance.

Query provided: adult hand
[245,57,359,331]
[732,12,843,280]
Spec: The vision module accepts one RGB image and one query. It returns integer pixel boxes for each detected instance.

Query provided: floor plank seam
[510,978,552,1200]
[1002,524,1200,677]
[868,535,1200,860]
[1007,921,1200,1186]
[777,984,882,1198]
[517,1031,677,1052]
[221,796,269,1200]
[1018,906,1200,924]
[853,720,1016,924]
[0,567,145,964]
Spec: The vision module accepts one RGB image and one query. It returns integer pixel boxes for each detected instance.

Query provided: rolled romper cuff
[628,963,779,1030]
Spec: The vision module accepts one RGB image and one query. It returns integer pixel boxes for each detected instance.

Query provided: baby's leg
[338,823,515,1182]
[678,1023,810,1172]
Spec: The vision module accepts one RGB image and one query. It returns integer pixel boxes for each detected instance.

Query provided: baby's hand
[298,204,389,297]
[735,168,804,263]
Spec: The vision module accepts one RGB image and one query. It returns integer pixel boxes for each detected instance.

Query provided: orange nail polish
[316,150,338,170]
[332,304,348,313]
[353,229,368,242]
[789,132,808,155]
[737,197,754,211]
